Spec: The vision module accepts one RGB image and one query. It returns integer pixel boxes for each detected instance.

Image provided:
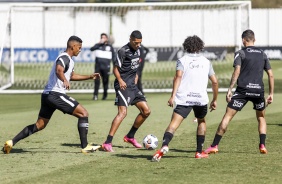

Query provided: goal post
[0,1,251,93]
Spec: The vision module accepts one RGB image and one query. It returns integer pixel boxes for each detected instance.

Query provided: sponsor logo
[233,100,244,108]
[187,92,202,98]
[246,48,262,53]
[246,83,261,89]
[245,92,260,97]
[185,101,201,105]
[127,97,131,104]
[131,58,140,69]
[255,102,264,109]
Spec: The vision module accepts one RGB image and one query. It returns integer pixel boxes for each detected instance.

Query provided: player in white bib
[2,36,101,154]
[152,35,218,161]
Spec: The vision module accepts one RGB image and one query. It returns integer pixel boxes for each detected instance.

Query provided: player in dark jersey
[90,33,115,100]
[2,36,101,154]
[136,44,149,94]
[205,29,274,155]
[102,30,151,152]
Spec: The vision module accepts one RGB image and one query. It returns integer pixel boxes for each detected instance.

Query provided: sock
[196,135,205,153]
[126,126,139,138]
[105,135,113,144]
[211,134,222,147]
[259,134,266,145]
[12,124,39,145]
[162,132,173,147]
[78,117,89,149]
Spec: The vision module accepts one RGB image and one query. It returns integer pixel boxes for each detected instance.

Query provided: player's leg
[152,105,190,162]
[93,64,100,100]
[103,106,127,152]
[193,105,209,158]
[205,94,247,154]
[102,89,129,152]
[123,101,151,148]
[205,107,237,154]
[72,104,100,153]
[101,68,110,100]
[253,97,267,154]
[3,94,53,154]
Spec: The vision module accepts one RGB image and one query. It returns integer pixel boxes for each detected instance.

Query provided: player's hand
[209,100,217,112]
[63,80,70,90]
[167,97,174,107]
[266,94,273,106]
[119,80,127,90]
[226,90,232,103]
[90,73,101,80]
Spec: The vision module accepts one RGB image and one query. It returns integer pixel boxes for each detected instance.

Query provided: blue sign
[1,48,96,63]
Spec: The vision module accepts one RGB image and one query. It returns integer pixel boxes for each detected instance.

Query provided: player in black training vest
[205,29,274,155]
[102,30,151,152]
[2,36,101,154]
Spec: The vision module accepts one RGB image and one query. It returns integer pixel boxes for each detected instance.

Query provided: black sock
[78,117,89,149]
[196,135,205,153]
[162,132,173,147]
[127,126,138,138]
[12,124,39,146]
[105,135,113,144]
[259,134,266,145]
[211,134,222,147]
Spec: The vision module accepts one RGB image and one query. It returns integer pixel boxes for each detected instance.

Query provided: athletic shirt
[114,43,140,89]
[175,53,215,106]
[234,46,271,97]
[43,52,74,94]
[90,43,115,69]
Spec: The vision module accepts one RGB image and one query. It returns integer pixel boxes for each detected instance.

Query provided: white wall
[1,4,281,48]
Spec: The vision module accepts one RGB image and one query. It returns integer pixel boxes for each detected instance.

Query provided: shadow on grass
[267,123,282,126]
[61,143,80,147]
[3,148,30,154]
[113,153,186,160]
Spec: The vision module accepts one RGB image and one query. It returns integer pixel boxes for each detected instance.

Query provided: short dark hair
[242,29,255,42]
[182,35,204,53]
[130,30,142,39]
[68,35,82,44]
[101,33,108,38]
[67,36,82,48]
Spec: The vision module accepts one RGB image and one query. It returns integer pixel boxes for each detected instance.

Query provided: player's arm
[113,48,126,90]
[56,56,71,90]
[135,73,138,84]
[266,69,274,104]
[113,66,126,90]
[168,60,183,107]
[70,72,100,81]
[168,70,182,107]
[227,51,242,102]
[227,65,240,102]
[90,43,104,51]
[264,53,274,104]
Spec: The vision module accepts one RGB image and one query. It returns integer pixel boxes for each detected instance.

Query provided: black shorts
[114,87,146,107]
[227,92,266,111]
[39,91,79,119]
[174,105,208,119]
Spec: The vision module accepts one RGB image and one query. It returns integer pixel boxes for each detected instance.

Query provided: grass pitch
[1,93,282,184]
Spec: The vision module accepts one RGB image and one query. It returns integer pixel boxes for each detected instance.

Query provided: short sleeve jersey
[175,53,215,106]
[114,43,140,89]
[43,52,74,94]
[233,46,271,97]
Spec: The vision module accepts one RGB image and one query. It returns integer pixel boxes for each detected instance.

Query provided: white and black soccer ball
[143,134,158,150]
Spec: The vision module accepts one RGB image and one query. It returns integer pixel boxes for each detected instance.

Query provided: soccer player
[2,36,101,154]
[136,44,149,94]
[152,35,218,162]
[102,30,151,152]
[205,29,274,155]
[90,33,115,101]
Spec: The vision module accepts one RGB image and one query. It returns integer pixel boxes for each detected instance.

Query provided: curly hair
[182,35,204,53]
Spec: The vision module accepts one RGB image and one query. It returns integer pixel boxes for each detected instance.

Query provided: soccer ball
[143,134,158,150]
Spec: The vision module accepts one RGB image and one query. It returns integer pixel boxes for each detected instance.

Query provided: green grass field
[1,93,282,184]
